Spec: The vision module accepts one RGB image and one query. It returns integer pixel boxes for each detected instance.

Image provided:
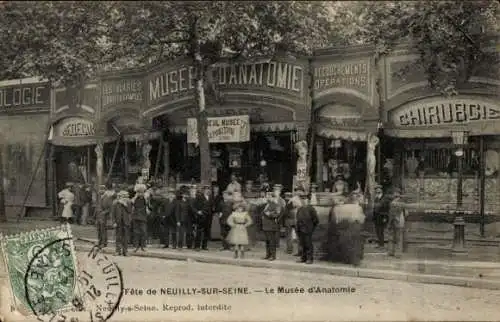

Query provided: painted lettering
[394,101,500,127]
[0,85,48,108]
[314,62,369,91]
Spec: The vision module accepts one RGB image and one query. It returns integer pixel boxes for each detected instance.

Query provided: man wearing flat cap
[373,183,391,248]
[260,184,285,261]
[112,190,132,256]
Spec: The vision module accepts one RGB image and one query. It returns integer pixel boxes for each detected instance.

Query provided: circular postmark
[24,238,124,322]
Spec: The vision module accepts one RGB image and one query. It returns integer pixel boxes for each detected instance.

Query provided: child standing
[226,201,253,259]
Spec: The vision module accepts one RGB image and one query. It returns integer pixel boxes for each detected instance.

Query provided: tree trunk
[0,143,6,222]
[192,22,211,185]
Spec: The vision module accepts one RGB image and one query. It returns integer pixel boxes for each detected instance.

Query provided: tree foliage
[327,0,500,95]
[0,1,114,86]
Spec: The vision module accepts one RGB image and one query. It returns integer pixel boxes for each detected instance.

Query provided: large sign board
[390,98,500,127]
[187,115,250,144]
[0,82,50,112]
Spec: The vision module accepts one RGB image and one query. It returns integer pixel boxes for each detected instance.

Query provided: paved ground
[3,254,500,322]
[2,220,500,281]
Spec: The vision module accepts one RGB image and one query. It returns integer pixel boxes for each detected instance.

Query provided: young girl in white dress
[226,201,253,259]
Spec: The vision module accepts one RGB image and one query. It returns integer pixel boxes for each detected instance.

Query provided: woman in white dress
[58,183,75,223]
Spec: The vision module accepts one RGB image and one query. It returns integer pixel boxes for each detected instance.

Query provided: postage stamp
[0,223,83,318]
[0,224,124,322]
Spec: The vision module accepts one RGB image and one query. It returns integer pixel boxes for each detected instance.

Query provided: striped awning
[169,122,297,134]
[315,124,368,141]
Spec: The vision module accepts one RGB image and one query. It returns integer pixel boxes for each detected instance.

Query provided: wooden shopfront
[0,78,51,211]
[98,69,157,186]
[311,45,379,200]
[142,57,311,192]
[49,83,101,201]
[382,40,500,218]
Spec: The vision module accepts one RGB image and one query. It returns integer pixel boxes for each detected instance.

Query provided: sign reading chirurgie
[392,99,500,127]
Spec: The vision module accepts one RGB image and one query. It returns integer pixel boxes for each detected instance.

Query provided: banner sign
[56,117,95,137]
[187,115,250,144]
[391,99,500,127]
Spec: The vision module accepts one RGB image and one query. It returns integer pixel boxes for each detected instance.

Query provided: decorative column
[95,143,104,188]
[316,139,324,191]
[142,141,152,181]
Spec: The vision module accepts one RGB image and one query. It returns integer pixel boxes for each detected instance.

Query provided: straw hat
[117,190,129,198]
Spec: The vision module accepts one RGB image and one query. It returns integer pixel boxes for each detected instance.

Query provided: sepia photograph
[0,1,499,321]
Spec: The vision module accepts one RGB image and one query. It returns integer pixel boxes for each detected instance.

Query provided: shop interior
[54,145,95,191]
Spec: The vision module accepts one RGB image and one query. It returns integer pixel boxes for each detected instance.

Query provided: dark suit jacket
[221,201,233,224]
[133,196,148,222]
[261,200,282,232]
[162,198,177,226]
[112,200,132,227]
[96,192,115,224]
[373,194,391,224]
[296,205,319,234]
[174,198,192,225]
[191,193,212,224]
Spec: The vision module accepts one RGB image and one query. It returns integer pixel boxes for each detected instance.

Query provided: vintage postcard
[1,1,500,321]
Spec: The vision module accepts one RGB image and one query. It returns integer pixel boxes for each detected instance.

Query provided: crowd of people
[56,172,407,265]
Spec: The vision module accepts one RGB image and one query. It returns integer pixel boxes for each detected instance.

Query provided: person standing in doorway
[295,197,319,264]
[96,183,115,248]
[373,184,391,249]
[112,190,132,256]
[132,184,148,252]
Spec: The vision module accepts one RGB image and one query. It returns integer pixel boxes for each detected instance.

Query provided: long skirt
[321,219,364,266]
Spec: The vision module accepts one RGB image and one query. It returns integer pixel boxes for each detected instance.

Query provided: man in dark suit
[191,185,213,251]
[295,197,319,264]
[175,189,194,249]
[373,184,391,248]
[261,186,284,261]
[112,190,132,256]
[162,187,178,249]
[96,183,115,248]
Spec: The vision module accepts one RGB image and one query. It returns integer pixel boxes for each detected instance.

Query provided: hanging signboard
[187,115,250,144]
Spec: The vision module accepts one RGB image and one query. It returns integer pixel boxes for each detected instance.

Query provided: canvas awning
[315,104,376,141]
[169,122,297,135]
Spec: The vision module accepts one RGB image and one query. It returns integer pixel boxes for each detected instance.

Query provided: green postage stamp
[0,223,84,317]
